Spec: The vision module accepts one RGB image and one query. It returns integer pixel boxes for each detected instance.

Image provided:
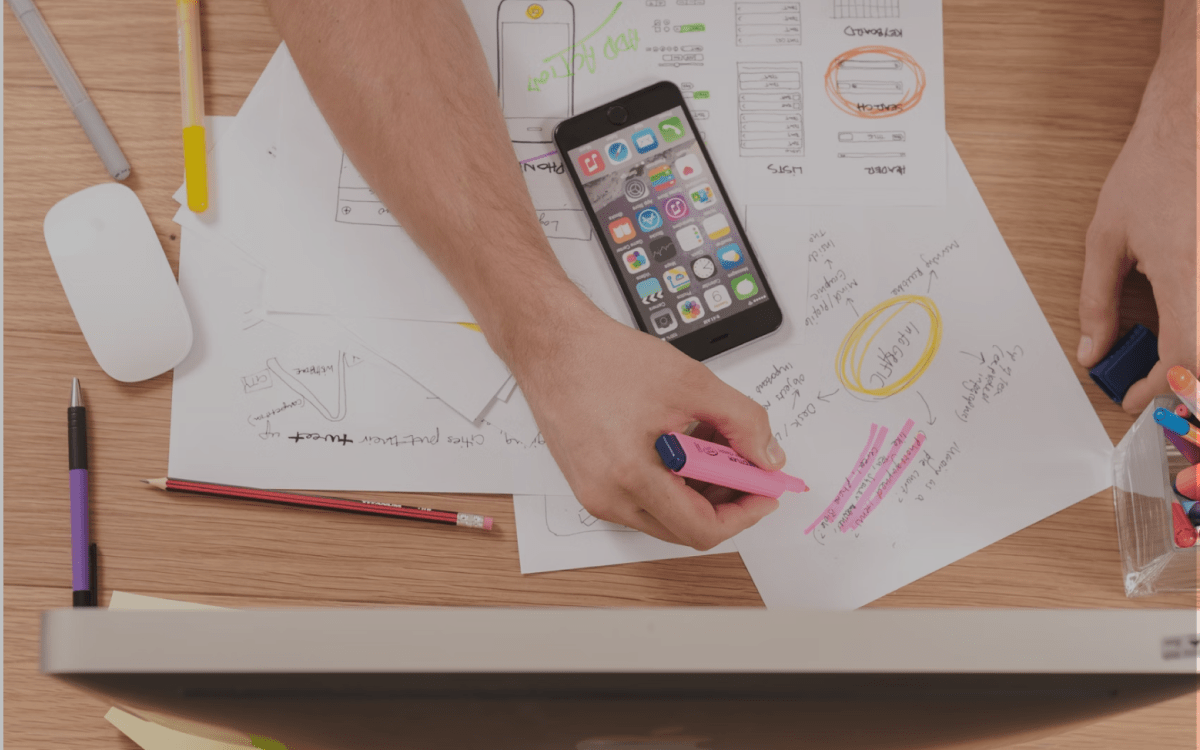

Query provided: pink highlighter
[656,432,808,498]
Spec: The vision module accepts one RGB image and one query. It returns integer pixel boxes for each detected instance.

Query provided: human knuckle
[582,498,620,523]
[691,531,722,552]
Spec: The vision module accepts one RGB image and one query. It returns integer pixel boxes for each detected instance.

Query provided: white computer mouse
[44,183,193,382]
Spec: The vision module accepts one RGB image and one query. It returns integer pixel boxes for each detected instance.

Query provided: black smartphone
[554,82,783,362]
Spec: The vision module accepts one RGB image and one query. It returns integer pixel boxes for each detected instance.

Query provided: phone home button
[607,106,628,125]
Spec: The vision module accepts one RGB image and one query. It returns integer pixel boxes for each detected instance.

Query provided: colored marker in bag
[1176,465,1200,502]
[1154,408,1200,448]
[1174,403,1200,428]
[1170,502,1196,547]
[1167,366,1200,416]
[655,432,808,499]
[1162,428,1200,464]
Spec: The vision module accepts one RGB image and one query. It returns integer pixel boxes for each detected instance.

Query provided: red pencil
[143,478,493,530]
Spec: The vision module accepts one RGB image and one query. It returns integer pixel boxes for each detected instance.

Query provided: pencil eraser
[483,516,494,531]
[1088,324,1158,404]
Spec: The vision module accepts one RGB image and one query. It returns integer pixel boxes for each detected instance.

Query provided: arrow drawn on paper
[917,391,936,425]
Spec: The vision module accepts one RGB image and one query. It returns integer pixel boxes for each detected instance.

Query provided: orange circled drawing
[824,45,927,119]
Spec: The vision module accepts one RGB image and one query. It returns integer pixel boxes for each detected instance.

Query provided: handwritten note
[731,141,1112,609]
[464,0,947,207]
[169,228,549,495]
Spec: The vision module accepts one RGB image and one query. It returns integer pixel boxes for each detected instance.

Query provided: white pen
[5,0,131,180]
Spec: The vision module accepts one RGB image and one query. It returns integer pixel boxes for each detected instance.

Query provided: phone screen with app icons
[560,97,780,358]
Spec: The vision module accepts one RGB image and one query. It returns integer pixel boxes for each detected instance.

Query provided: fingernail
[766,436,786,468]
[1076,335,1092,364]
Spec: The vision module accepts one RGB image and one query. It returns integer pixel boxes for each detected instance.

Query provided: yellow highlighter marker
[177,0,207,212]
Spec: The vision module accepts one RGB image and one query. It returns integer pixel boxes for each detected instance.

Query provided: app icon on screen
[578,150,605,177]
[676,224,704,252]
[703,214,731,240]
[636,207,663,232]
[662,195,689,221]
[605,139,631,164]
[674,153,704,181]
[652,309,678,334]
[609,217,636,243]
[632,128,659,154]
[658,117,685,143]
[691,255,717,280]
[718,245,744,270]
[622,247,650,273]
[636,277,664,305]
[677,296,704,322]
[648,164,676,192]
[704,284,732,312]
[731,273,759,300]
[623,177,649,202]
[688,183,717,209]
[649,236,677,264]
[663,266,691,293]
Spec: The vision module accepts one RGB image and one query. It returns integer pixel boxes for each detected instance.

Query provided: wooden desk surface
[5,0,1196,747]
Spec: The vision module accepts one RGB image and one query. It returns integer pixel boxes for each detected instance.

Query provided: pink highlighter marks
[656,432,808,499]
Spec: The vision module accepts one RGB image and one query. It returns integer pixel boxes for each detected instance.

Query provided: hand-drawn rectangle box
[737,62,804,156]
[735,2,801,46]
[833,0,900,19]
[335,153,400,227]
[839,130,906,142]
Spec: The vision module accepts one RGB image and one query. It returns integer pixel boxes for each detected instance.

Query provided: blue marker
[1154,408,1200,447]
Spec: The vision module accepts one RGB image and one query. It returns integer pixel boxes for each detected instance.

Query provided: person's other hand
[513,302,785,550]
[1077,19,1198,413]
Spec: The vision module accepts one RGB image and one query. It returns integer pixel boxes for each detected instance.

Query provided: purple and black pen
[69,378,96,607]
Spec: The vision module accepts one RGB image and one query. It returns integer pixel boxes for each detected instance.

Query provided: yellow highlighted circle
[835,294,942,398]
[526,4,544,19]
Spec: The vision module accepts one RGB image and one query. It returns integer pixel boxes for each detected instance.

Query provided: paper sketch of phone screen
[497,0,575,143]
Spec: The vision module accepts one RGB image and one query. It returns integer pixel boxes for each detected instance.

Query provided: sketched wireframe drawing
[838,130,905,142]
[266,351,350,422]
[824,46,926,118]
[334,154,395,226]
[737,62,804,156]
[735,2,801,47]
[832,0,899,19]
[497,0,575,143]
[544,495,637,536]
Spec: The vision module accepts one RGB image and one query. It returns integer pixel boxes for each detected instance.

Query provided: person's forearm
[1140,0,1196,129]
[264,0,594,371]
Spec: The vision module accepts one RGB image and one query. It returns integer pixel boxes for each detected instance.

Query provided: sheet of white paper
[263,312,512,425]
[264,59,476,322]
[168,228,529,494]
[173,59,516,424]
[339,317,511,422]
[513,494,736,574]
[729,140,1113,609]
[267,51,630,322]
[463,0,946,208]
[262,0,946,322]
